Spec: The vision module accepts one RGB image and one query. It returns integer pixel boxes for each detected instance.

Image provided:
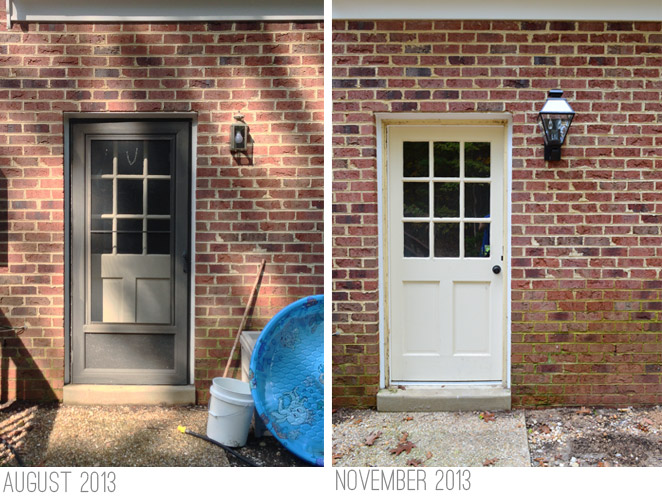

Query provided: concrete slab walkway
[332,409,531,467]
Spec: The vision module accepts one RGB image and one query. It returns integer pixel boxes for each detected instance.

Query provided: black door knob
[492,265,501,274]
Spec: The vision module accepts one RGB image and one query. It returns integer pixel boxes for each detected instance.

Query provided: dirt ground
[526,405,662,467]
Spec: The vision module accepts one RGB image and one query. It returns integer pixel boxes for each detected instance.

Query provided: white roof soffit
[333,0,662,21]
[7,0,323,25]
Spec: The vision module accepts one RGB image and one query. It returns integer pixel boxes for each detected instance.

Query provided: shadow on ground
[1,403,309,467]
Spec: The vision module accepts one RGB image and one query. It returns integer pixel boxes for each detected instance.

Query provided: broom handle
[223,259,266,378]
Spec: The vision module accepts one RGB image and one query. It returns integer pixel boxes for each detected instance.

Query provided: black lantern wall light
[538,89,575,161]
[230,113,249,152]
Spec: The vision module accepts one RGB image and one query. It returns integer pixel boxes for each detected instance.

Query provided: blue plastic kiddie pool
[249,295,324,465]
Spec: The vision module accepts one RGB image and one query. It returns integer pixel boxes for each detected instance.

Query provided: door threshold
[377,384,510,412]
[63,384,196,406]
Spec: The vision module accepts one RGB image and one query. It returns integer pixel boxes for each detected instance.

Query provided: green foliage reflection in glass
[465,222,490,258]
[434,223,459,257]
[403,142,429,177]
[434,183,459,217]
[403,182,429,217]
[465,142,490,177]
[404,222,429,257]
[434,142,459,177]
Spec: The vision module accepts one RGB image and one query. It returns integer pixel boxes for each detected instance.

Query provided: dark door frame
[65,116,194,385]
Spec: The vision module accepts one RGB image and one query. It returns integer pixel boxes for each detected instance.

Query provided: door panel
[388,126,505,383]
[71,121,190,385]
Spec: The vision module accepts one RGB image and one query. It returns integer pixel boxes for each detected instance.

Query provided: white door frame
[375,113,513,389]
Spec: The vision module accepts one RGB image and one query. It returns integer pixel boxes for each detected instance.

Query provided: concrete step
[377,385,511,412]
[63,384,196,405]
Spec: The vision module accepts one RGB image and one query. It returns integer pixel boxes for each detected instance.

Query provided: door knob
[492,265,501,274]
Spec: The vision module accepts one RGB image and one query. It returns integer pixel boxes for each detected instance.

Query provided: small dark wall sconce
[230,113,249,152]
[538,89,575,161]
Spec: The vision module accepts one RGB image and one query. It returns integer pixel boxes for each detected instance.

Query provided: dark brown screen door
[71,121,190,384]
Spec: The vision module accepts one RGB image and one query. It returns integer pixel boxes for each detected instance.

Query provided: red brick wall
[332,19,662,408]
[0,12,323,403]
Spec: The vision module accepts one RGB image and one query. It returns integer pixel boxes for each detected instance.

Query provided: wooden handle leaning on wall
[222,259,266,378]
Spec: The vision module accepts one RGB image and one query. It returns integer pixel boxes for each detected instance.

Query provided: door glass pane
[91,178,113,216]
[433,142,459,177]
[91,140,114,175]
[465,183,490,218]
[434,182,459,217]
[465,222,490,257]
[147,219,170,255]
[465,142,490,178]
[434,223,459,257]
[403,142,429,177]
[117,179,143,214]
[117,140,144,175]
[91,219,112,254]
[117,219,142,254]
[148,140,172,175]
[403,182,429,217]
[147,180,171,215]
[404,222,429,257]
[91,233,112,255]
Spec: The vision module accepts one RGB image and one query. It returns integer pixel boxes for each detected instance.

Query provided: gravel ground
[333,405,662,468]
[0,402,309,467]
[332,408,530,467]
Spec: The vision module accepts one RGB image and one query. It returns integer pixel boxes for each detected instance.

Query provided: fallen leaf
[403,416,414,422]
[576,406,591,415]
[365,431,382,446]
[597,461,610,467]
[332,453,343,465]
[353,418,363,424]
[390,441,416,456]
[426,451,433,460]
[636,423,649,432]
[406,459,423,467]
[534,457,548,467]
[397,385,406,390]
[538,424,551,434]
[483,458,498,467]
[399,431,409,443]
[479,411,495,422]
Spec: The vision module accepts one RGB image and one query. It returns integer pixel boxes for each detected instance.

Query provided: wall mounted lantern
[538,89,575,161]
[230,113,249,152]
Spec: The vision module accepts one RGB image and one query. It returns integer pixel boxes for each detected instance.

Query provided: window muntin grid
[402,141,492,258]
[90,138,173,256]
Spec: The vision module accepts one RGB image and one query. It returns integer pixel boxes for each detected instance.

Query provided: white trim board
[333,0,662,20]
[8,0,323,27]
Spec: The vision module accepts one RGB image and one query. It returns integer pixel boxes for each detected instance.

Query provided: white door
[388,126,505,383]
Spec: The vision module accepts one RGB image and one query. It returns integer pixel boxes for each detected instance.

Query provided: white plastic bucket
[206,377,255,447]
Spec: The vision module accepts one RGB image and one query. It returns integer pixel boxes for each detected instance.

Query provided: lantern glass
[538,113,573,146]
[230,124,248,151]
[537,89,575,161]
